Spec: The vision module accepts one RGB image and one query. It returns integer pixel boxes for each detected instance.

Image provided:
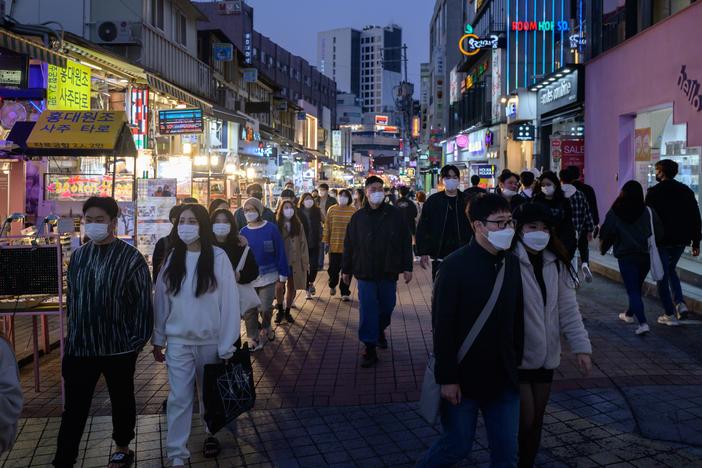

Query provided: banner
[27,111,127,150]
[136,178,177,258]
[47,60,91,110]
[560,140,585,176]
[44,174,133,201]
[635,128,652,161]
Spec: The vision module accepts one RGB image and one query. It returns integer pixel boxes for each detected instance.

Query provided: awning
[0,29,68,68]
[63,41,145,81]
[212,106,245,124]
[147,74,214,115]
[9,110,137,157]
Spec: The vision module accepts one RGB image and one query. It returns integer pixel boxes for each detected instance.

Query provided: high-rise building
[318,24,403,115]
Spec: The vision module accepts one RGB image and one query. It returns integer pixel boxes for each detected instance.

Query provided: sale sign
[560,140,585,178]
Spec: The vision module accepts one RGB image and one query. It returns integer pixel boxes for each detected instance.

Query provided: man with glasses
[418,193,524,467]
[416,165,472,280]
[342,176,413,368]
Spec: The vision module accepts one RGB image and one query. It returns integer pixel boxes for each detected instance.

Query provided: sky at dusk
[244,0,434,93]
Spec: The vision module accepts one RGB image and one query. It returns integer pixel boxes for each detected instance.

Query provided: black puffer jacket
[645,179,702,249]
[415,191,472,259]
[342,203,413,281]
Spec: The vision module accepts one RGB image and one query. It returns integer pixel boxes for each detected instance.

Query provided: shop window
[175,12,187,46]
[151,0,164,30]
[653,0,692,23]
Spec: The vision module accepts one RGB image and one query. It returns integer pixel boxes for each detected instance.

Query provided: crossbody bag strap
[456,259,506,363]
[647,207,655,237]
[236,245,249,273]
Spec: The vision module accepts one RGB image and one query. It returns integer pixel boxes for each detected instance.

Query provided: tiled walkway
[5,265,702,466]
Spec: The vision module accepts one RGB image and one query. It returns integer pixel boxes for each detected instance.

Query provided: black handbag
[202,342,256,434]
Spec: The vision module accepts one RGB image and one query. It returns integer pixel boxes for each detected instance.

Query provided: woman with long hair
[323,189,356,301]
[498,169,526,212]
[600,180,664,335]
[152,204,185,282]
[298,192,323,299]
[210,208,258,285]
[274,200,309,323]
[239,197,289,350]
[511,203,592,468]
[153,204,240,466]
[208,198,229,215]
[353,188,366,210]
[533,171,577,258]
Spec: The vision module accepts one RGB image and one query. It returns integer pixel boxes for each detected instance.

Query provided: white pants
[165,343,219,464]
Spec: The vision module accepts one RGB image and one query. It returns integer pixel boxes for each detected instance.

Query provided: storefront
[447,127,503,190]
[585,2,702,223]
[505,90,537,173]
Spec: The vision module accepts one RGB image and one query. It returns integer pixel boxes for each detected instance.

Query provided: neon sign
[459,25,501,57]
[511,21,569,32]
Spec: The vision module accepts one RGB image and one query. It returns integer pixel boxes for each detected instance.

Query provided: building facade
[317,28,360,97]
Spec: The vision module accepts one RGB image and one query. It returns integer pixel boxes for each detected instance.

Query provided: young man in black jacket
[463,174,486,204]
[395,185,419,236]
[342,176,413,368]
[646,159,702,322]
[416,165,473,280]
[418,193,524,468]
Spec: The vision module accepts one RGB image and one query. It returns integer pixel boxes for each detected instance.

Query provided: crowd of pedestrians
[1,159,700,467]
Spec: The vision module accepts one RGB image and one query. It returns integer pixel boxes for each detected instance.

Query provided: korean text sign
[47,60,91,110]
[27,111,127,150]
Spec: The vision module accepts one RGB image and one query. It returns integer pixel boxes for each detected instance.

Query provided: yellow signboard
[27,111,127,150]
[47,60,91,110]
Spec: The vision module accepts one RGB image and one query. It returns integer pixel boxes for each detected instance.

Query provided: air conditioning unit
[95,21,137,44]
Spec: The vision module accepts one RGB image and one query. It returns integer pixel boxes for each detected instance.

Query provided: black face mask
[655,175,663,183]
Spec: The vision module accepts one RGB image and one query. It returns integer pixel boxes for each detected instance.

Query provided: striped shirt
[323,204,356,254]
[66,239,153,357]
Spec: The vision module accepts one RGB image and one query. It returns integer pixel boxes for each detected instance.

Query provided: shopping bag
[647,207,665,281]
[418,354,441,425]
[202,343,256,434]
[236,246,262,316]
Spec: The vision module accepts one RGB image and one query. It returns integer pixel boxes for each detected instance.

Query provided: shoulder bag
[236,246,262,317]
[647,207,665,281]
[418,260,506,425]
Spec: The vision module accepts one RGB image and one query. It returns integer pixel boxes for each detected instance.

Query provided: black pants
[53,353,138,467]
[328,252,351,296]
[431,259,443,281]
[577,230,590,264]
[308,246,320,286]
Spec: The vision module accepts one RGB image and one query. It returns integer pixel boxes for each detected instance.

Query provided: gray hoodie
[516,243,592,370]
[0,337,22,454]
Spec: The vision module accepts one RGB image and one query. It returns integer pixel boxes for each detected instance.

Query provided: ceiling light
[555,73,563,78]
[530,87,538,92]
[548,77,556,82]
[562,68,572,74]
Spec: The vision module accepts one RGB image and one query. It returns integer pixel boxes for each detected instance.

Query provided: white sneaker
[582,263,593,283]
[618,313,635,324]
[635,323,650,335]
[330,287,336,296]
[657,314,681,326]
[341,295,351,302]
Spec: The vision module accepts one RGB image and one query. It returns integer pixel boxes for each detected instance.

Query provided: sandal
[203,436,221,458]
[107,450,134,468]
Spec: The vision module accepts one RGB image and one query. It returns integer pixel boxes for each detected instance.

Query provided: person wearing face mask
[533,172,577,260]
[417,193,524,468]
[208,198,230,215]
[239,197,289,350]
[152,204,185,283]
[498,169,526,212]
[511,203,592,468]
[317,184,337,269]
[153,204,240,466]
[342,176,413,368]
[298,193,324,299]
[277,188,297,209]
[395,186,419,238]
[352,188,366,210]
[53,197,153,468]
[559,168,596,281]
[324,189,357,300]
[274,200,309,323]
[211,209,259,286]
[234,183,276,228]
[518,170,536,201]
[416,165,472,280]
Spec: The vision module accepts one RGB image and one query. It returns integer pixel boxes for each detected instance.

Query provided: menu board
[45,174,133,202]
[158,108,203,134]
[136,178,177,259]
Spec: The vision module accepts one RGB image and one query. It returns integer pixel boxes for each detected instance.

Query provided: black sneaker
[285,308,295,324]
[378,331,388,349]
[361,347,378,368]
[274,305,284,324]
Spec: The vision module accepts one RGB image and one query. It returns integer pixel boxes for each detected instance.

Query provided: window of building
[333,37,337,43]
[151,0,164,30]
[175,11,187,46]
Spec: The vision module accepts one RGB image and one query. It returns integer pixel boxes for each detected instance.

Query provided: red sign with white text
[560,140,585,178]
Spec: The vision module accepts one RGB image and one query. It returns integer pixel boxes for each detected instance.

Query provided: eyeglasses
[481,219,514,230]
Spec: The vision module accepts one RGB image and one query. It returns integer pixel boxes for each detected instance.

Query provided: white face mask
[85,222,110,242]
[522,231,550,252]
[502,188,517,198]
[338,196,350,206]
[212,223,231,237]
[542,185,556,197]
[244,212,259,223]
[368,192,385,205]
[303,199,314,208]
[283,208,295,219]
[483,227,515,251]
[443,178,459,191]
[178,224,200,245]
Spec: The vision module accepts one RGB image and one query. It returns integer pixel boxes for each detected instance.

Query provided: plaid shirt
[569,189,595,234]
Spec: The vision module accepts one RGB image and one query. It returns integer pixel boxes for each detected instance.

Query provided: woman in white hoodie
[512,203,592,468]
[153,204,240,467]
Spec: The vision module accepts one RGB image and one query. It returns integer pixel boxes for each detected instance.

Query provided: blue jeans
[357,280,396,346]
[657,245,686,316]
[417,388,520,468]
[618,255,650,324]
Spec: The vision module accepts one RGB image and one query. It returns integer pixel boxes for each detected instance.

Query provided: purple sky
[244,0,433,91]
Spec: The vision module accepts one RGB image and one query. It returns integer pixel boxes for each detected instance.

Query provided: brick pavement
[5,265,702,466]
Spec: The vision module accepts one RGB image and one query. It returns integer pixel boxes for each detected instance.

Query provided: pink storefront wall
[585,2,702,220]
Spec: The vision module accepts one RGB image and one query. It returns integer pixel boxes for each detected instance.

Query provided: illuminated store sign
[511,21,569,32]
[677,65,702,112]
[537,69,581,115]
[459,25,502,57]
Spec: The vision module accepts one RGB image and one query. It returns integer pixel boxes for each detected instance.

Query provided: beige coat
[282,226,309,290]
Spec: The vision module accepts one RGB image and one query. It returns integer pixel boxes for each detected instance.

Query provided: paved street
[5,265,702,467]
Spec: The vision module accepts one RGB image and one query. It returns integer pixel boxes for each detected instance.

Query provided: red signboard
[560,140,585,178]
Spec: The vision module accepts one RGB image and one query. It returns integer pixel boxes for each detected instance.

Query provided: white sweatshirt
[0,337,22,454]
[153,247,241,359]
